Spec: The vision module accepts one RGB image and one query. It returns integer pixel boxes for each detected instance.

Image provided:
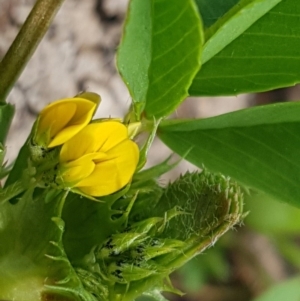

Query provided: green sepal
[142,291,170,301]
[132,155,176,189]
[136,118,161,171]
[108,261,159,284]
[96,232,149,260]
[142,277,185,301]
[5,132,60,189]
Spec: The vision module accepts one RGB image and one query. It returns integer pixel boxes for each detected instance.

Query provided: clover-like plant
[0,0,299,301]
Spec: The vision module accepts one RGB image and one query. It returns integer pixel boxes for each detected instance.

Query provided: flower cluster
[34,93,139,197]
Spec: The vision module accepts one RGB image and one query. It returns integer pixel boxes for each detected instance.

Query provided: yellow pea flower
[35,93,100,148]
[58,121,139,197]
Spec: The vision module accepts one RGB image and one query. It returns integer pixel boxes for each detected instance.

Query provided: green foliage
[159,102,300,207]
[0,189,96,301]
[3,0,300,300]
[62,189,132,264]
[199,0,281,64]
[252,277,300,301]
[117,0,204,119]
[195,0,239,28]
[0,103,14,144]
[190,0,300,95]
[56,169,243,301]
[116,0,152,118]
[245,193,300,235]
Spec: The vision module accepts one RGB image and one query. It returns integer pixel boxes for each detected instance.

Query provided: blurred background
[1,1,300,300]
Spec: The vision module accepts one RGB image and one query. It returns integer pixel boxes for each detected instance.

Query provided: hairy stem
[0,0,66,102]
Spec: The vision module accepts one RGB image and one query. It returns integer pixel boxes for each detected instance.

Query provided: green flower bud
[87,169,244,301]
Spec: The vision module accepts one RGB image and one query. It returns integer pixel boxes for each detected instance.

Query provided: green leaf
[159,102,300,207]
[0,103,14,144]
[200,0,281,64]
[195,0,239,28]
[252,276,300,301]
[62,192,126,264]
[189,0,300,96]
[117,0,152,118]
[117,0,203,118]
[0,189,96,301]
[245,193,300,235]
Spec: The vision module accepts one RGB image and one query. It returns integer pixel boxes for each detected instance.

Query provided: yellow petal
[75,92,101,109]
[36,98,96,148]
[76,139,139,196]
[60,160,95,185]
[76,160,119,196]
[60,122,128,162]
[62,152,107,166]
[105,139,140,186]
[60,126,102,163]
[95,122,128,152]
[37,102,77,144]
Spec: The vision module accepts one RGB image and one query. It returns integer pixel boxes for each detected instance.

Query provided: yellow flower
[58,121,139,197]
[35,93,100,148]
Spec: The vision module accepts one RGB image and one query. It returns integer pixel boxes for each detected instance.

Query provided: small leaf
[117,0,152,118]
[117,0,203,118]
[159,101,300,207]
[62,193,124,263]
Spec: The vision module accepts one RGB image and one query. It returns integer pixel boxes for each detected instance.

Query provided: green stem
[0,0,66,102]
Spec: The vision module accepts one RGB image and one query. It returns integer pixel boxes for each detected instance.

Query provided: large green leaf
[190,0,300,96]
[117,0,203,118]
[252,277,300,301]
[199,0,281,64]
[0,103,14,144]
[159,101,300,207]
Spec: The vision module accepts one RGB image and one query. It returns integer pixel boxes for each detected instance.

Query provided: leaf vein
[268,11,300,17]
[199,131,299,189]
[194,73,297,80]
[153,3,190,36]
[148,74,190,113]
[151,50,199,90]
[243,32,300,39]
[172,135,277,193]
[153,24,199,61]
[233,129,300,169]
[216,56,300,60]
